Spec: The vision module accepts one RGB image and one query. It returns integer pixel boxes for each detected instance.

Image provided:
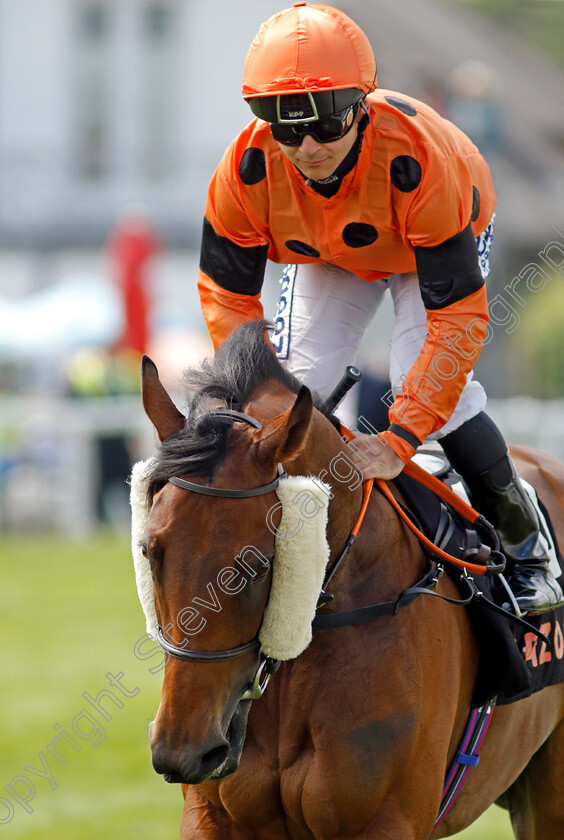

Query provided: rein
[341,427,505,577]
[375,476,505,576]
[315,430,546,643]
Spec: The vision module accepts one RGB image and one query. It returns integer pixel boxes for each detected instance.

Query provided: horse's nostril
[200,742,230,775]
[151,732,230,783]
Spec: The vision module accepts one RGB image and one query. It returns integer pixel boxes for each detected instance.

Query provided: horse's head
[135,325,340,785]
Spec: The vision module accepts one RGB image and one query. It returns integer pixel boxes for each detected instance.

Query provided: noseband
[157,408,284,700]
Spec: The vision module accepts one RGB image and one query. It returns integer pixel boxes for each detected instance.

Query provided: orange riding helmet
[243,3,377,122]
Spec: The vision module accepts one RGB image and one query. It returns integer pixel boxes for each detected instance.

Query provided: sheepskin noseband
[129,460,331,660]
[130,458,159,639]
[258,475,330,660]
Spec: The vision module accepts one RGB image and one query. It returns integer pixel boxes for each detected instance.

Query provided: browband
[169,463,286,498]
[168,407,284,497]
[197,408,263,429]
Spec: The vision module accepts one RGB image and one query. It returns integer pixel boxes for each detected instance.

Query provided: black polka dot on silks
[342,222,379,248]
[471,186,481,222]
[390,155,422,192]
[285,240,321,258]
[239,148,267,185]
[384,96,417,117]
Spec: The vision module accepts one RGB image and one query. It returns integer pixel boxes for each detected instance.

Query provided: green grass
[451,806,513,838]
[0,532,181,838]
[0,533,515,839]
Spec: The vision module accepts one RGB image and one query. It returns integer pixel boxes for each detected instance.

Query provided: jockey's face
[277,109,361,182]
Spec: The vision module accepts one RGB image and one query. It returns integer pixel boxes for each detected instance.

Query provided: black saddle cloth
[392,470,564,706]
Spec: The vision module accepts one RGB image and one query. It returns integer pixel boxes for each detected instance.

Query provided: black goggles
[270,104,358,147]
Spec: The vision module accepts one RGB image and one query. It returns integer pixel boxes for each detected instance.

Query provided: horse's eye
[140,541,159,572]
[253,556,272,582]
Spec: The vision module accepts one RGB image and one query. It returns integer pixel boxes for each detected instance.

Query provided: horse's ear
[253,385,313,465]
[141,355,186,442]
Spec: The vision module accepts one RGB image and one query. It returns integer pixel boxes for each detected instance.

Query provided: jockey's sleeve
[198,163,270,349]
[198,218,269,349]
[382,223,489,463]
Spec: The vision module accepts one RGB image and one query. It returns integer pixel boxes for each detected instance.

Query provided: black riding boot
[464,456,564,614]
[440,413,564,615]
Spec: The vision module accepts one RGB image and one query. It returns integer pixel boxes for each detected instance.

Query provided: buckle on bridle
[239,655,280,701]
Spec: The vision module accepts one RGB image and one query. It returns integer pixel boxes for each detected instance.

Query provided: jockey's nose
[298,133,322,153]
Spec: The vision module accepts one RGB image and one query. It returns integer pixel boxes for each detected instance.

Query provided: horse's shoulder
[509,445,564,534]
[510,443,564,483]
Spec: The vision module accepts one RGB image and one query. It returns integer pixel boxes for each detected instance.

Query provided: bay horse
[135,321,564,839]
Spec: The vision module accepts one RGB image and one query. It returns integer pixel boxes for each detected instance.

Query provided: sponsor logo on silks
[476,212,496,280]
[522,616,564,667]
[271,264,297,360]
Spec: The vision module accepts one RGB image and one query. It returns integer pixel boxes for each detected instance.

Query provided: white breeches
[271,264,487,440]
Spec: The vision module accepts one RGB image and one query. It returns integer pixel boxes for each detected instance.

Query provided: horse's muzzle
[150,727,230,784]
[149,703,251,784]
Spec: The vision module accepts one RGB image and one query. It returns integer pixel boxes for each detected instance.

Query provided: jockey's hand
[349,431,405,480]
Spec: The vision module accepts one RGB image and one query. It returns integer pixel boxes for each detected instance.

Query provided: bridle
[156,408,285,701]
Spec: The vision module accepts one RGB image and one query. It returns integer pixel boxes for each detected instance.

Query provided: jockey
[197,3,563,615]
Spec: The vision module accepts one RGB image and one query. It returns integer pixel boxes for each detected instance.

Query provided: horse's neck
[292,412,362,546]
[245,384,415,595]
[293,413,419,601]
[356,487,419,595]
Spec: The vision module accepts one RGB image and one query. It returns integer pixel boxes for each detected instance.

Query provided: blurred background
[1,0,563,837]
[1,0,564,535]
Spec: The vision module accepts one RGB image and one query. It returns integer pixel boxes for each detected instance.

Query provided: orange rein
[341,428,492,576]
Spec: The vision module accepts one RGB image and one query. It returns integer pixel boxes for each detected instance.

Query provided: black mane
[148,321,316,493]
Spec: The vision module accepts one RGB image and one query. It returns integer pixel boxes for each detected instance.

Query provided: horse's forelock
[147,322,306,488]
[184,321,301,407]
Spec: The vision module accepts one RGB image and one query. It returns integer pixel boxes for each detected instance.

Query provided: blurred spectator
[448,60,503,154]
[65,347,139,525]
[65,347,139,397]
[108,209,160,358]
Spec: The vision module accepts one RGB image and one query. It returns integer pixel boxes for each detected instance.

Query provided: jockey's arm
[358,223,489,478]
[198,158,270,349]
[198,217,269,350]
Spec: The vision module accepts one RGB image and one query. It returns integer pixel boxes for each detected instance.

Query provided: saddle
[392,450,564,706]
